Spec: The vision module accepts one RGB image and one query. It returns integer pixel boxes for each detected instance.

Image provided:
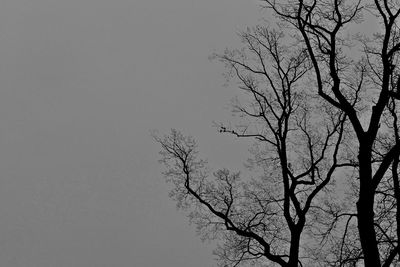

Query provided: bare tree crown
[155,1,400,266]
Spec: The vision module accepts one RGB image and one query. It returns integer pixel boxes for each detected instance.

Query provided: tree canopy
[155,1,400,266]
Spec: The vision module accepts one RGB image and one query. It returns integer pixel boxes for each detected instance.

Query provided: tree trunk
[357,149,381,267]
[287,226,302,267]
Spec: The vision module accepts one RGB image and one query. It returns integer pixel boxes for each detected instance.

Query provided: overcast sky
[0,0,264,266]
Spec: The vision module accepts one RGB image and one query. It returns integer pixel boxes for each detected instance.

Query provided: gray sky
[0,0,262,266]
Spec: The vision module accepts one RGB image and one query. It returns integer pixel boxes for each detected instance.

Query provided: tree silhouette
[155,1,400,266]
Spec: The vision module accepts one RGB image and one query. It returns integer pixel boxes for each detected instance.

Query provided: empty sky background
[0,0,264,266]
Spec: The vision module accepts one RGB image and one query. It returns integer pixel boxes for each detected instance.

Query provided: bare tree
[261,0,400,266]
[155,1,400,266]
[155,26,354,267]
